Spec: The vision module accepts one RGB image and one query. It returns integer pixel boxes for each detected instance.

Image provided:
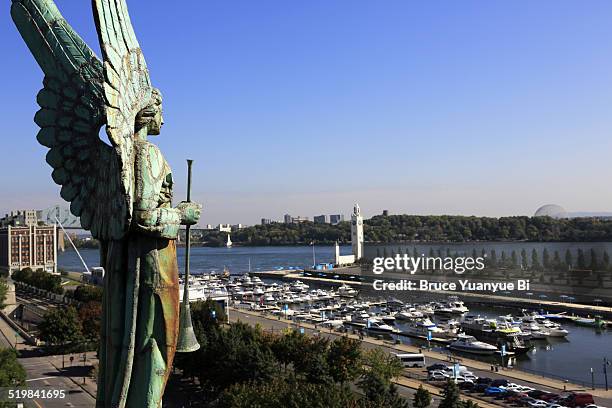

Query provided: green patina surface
[11,0,201,406]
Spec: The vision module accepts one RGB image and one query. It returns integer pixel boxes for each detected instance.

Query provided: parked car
[476,377,493,385]
[546,404,568,408]
[428,370,448,381]
[519,397,539,407]
[459,381,475,391]
[528,400,549,408]
[559,393,595,408]
[485,387,506,396]
[427,363,447,371]
[491,379,510,387]
[540,393,560,402]
[474,383,489,393]
[506,392,529,404]
[528,390,549,399]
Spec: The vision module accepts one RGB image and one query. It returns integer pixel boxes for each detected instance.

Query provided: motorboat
[338,284,358,297]
[366,319,396,333]
[449,334,498,355]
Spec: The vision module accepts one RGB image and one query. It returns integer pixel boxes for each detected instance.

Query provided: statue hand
[177,202,202,225]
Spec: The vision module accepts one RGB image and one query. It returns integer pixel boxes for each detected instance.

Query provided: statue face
[147,104,164,136]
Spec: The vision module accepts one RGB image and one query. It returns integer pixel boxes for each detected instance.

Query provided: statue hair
[134,88,163,132]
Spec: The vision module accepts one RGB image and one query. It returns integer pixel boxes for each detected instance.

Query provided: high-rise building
[0,210,38,227]
[284,214,292,224]
[261,218,272,225]
[329,214,344,225]
[0,225,57,274]
[313,215,328,224]
[351,204,364,260]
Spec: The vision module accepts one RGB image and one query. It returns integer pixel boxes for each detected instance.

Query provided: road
[230,308,612,408]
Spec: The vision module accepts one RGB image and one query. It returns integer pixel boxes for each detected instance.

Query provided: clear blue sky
[2,1,612,225]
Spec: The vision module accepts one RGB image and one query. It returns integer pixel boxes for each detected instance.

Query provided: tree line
[191,215,612,247]
[11,268,63,294]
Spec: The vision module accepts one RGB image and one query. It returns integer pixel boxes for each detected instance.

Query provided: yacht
[366,319,396,333]
[226,234,232,247]
[449,334,498,355]
[338,284,358,297]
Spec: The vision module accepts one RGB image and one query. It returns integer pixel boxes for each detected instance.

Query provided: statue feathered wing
[11,0,151,241]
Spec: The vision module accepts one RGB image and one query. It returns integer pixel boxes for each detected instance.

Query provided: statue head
[135,88,163,135]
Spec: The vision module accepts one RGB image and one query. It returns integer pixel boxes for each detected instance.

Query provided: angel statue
[11,0,201,406]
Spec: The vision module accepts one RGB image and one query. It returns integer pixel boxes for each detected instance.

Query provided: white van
[394,353,426,368]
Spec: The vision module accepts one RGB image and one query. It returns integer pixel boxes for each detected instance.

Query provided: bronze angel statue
[11,0,201,406]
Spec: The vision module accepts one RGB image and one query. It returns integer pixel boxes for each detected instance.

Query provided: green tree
[38,306,84,353]
[565,249,573,269]
[489,250,497,268]
[577,249,586,269]
[0,348,26,387]
[520,249,529,270]
[589,249,598,271]
[542,248,551,270]
[413,384,432,408]
[0,279,7,310]
[553,250,562,271]
[511,251,518,269]
[358,348,408,407]
[462,400,481,408]
[603,251,610,271]
[531,249,541,271]
[78,301,101,343]
[219,376,358,408]
[327,336,362,385]
[439,379,462,408]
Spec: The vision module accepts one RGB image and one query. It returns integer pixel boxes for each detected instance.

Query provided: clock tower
[351,203,364,260]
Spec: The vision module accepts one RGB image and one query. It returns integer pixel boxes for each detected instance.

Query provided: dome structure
[534,204,568,219]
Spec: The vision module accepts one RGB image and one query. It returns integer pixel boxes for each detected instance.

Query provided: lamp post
[604,357,610,391]
[591,367,595,390]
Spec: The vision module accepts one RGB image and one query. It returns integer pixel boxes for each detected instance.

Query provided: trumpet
[176,159,200,353]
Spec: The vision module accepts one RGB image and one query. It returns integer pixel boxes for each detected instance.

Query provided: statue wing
[92,0,153,209]
[11,0,132,240]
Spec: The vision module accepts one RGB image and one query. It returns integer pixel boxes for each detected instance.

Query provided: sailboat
[226,234,233,248]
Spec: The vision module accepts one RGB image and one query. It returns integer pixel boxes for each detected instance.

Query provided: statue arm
[131,143,199,239]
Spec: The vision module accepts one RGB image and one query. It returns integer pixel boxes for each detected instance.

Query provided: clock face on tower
[358,220,362,226]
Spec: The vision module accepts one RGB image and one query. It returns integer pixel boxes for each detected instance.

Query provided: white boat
[367,319,395,333]
[338,284,358,297]
[449,334,498,355]
[226,234,232,247]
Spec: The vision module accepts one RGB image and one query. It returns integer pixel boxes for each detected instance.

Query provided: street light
[604,357,610,391]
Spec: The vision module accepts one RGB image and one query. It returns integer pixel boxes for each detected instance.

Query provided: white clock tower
[351,203,364,260]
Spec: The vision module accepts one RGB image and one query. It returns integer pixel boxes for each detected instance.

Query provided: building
[313,215,328,224]
[284,214,309,224]
[0,210,38,227]
[217,224,231,233]
[261,218,272,225]
[351,204,364,260]
[0,225,57,274]
[329,214,344,225]
[231,224,245,231]
[37,205,80,228]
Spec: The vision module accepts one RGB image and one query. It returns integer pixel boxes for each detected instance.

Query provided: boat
[449,334,498,355]
[338,284,358,297]
[573,316,605,328]
[366,319,396,333]
[226,234,232,247]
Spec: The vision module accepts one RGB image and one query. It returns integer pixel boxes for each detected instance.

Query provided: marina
[59,246,612,390]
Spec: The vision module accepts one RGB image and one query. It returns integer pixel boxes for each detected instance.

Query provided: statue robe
[97,139,181,408]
